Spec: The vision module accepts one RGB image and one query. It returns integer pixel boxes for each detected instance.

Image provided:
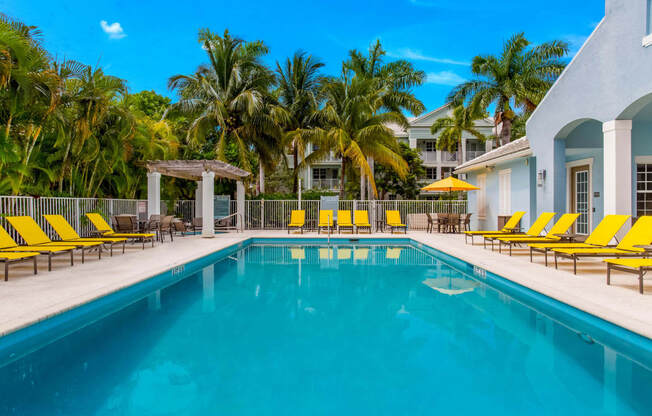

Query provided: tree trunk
[360,167,366,200]
[339,158,346,198]
[499,117,512,146]
[259,163,265,194]
[292,148,299,193]
[367,157,375,199]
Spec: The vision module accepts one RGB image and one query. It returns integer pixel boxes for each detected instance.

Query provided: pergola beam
[145,160,250,237]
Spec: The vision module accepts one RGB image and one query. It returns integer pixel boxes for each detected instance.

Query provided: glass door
[571,165,590,234]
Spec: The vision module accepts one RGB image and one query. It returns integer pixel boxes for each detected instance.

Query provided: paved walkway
[0,231,650,339]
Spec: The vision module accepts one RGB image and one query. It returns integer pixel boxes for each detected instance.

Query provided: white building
[459,0,652,234]
[296,103,494,196]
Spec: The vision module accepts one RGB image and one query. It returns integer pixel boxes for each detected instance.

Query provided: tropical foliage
[448,32,568,145]
[375,142,425,200]
[0,15,179,197]
[430,103,487,161]
[0,12,567,201]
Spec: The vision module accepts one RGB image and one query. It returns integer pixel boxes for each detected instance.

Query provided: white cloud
[426,71,466,86]
[100,20,126,40]
[389,48,469,66]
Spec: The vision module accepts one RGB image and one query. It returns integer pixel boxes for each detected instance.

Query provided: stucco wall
[527,1,652,215]
[466,157,533,232]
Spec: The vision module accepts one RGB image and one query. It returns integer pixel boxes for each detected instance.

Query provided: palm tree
[314,69,409,198]
[276,50,325,193]
[431,104,487,167]
[167,29,284,180]
[448,32,568,146]
[345,40,425,198]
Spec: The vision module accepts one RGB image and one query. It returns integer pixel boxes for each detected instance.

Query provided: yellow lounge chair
[604,258,652,294]
[86,213,155,249]
[317,210,334,234]
[288,210,305,234]
[7,216,103,263]
[553,216,652,274]
[0,223,75,271]
[44,215,127,256]
[337,210,354,234]
[483,212,556,250]
[354,210,371,234]
[464,211,525,244]
[0,251,39,281]
[386,210,406,234]
[495,213,580,255]
[528,214,630,266]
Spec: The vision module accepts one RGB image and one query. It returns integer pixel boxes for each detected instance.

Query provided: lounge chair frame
[0,253,38,281]
[606,261,651,294]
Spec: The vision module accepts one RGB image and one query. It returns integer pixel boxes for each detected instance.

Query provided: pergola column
[147,171,161,217]
[195,180,203,219]
[603,120,632,222]
[236,180,245,230]
[202,171,215,238]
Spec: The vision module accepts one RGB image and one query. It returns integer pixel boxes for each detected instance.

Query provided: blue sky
[2,0,604,114]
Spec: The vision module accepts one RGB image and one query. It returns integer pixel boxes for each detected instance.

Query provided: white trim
[455,149,532,174]
[635,155,652,164]
[565,158,593,234]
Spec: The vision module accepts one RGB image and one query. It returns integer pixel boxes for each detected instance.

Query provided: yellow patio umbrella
[421,176,479,192]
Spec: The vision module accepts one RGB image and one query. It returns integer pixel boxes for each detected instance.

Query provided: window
[477,174,486,218]
[312,168,326,180]
[636,163,652,216]
[498,169,511,215]
[425,167,437,180]
[423,140,436,152]
[442,167,454,178]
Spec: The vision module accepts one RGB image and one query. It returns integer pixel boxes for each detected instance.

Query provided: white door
[571,165,590,234]
[498,169,511,215]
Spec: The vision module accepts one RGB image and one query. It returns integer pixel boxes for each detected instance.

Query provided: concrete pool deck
[0,231,651,340]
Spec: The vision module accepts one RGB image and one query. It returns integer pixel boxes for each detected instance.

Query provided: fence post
[75,199,81,234]
[261,200,264,230]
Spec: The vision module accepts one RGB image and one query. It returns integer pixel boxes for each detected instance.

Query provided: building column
[461,138,467,164]
[201,171,215,238]
[236,180,245,231]
[603,120,632,222]
[147,171,161,218]
[195,180,203,220]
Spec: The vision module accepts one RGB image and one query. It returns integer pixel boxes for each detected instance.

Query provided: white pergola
[146,160,250,238]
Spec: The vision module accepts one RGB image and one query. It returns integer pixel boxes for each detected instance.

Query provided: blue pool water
[0,240,651,415]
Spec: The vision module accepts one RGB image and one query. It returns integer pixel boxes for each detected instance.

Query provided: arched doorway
[554,118,603,234]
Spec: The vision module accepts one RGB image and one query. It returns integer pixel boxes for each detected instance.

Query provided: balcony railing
[311,178,340,190]
[441,151,458,162]
[465,150,485,161]
[419,150,438,163]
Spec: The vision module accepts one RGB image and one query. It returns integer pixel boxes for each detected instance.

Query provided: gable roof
[454,137,531,174]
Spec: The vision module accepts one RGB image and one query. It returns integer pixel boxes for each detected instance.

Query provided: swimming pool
[0,238,650,415]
